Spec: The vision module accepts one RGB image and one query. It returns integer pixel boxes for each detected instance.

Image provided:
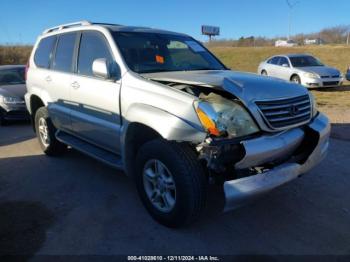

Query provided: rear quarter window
[34,36,57,68]
[268,57,280,65]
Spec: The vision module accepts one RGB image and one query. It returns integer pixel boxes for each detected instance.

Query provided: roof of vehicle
[0,65,25,70]
[42,21,189,37]
[285,54,314,58]
[105,24,188,36]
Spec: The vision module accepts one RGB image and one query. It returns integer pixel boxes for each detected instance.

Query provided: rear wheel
[135,139,207,228]
[34,107,67,156]
[291,75,301,84]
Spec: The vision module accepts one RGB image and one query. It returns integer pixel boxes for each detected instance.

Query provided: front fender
[123,103,206,143]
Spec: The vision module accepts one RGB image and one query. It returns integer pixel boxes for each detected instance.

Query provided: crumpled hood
[0,84,26,99]
[142,70,308,102]
[299,66,340,77]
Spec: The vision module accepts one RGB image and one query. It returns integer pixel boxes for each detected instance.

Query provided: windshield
[112,32,226,73]
[0,67,25,86]
[289,56,324,67]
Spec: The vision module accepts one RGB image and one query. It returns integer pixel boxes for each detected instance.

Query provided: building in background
[275,39,297,47]
[304,38,324,45]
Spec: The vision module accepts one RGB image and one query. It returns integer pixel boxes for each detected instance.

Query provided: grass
[209,45,350,117]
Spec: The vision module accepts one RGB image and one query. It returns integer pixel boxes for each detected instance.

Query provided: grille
[323,81,339,86]
[321,75,340,79]
[255,95,311,129]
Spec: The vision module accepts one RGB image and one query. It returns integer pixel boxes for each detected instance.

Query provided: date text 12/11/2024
[127,256,220,261]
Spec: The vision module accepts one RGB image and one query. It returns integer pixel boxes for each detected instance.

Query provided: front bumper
[0,103,29,120]
[301,76,343,88]
[224,112,330,211]
[346,72,350,81]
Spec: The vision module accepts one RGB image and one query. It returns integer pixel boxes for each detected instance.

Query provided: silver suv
[25,21,330,227]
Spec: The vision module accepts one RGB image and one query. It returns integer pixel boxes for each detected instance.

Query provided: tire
[34,107,67,156]
[291,75,301,84]
[261,70,268,76]
[135,139,207,228]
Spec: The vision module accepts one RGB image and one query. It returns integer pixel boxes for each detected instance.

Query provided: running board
[56,131,123,170]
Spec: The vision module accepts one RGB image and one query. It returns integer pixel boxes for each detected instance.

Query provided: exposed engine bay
[147,78,320,184]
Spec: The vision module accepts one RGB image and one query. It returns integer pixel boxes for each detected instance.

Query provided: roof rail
[43,20,91,34]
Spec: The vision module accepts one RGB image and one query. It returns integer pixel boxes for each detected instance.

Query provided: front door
[69,31,121,153]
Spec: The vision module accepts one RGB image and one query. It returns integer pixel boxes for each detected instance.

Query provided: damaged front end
[149,77,330,212]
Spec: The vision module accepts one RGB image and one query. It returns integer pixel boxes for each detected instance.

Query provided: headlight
[2,96,24,104]
[303,72,320,79]
[195,93,259,138]
[309,92,318,117]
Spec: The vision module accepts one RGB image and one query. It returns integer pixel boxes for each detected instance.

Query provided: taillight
[25,61,29,81]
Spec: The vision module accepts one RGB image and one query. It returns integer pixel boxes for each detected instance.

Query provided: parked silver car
[258,54,343,88]
[25,21,330,227]
[0,65,29,125]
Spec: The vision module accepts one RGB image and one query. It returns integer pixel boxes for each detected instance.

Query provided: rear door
[47,32,79,132]
[265,56,280,77]
[69,31,121,153]
[276,56,293,81]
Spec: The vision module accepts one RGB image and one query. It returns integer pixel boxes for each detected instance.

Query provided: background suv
[25,21,330,227]
[258,54,343,88]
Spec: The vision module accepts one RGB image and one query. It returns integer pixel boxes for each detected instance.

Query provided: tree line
[207,25,350,47]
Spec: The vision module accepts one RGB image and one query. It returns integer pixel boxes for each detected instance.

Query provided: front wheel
[291,75,301,84]
[261,70,268,76]
[34,107,67,156]
[135,139,207,228]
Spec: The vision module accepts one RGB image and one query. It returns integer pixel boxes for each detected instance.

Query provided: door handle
[45,76,52,82]
[71,81,80,89]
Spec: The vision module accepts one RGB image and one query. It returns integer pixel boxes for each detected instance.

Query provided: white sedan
[258,54,343,88]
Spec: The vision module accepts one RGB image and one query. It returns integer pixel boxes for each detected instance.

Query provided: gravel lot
[0,123,350,258]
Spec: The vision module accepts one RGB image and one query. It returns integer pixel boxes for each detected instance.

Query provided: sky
[0,0,349,44]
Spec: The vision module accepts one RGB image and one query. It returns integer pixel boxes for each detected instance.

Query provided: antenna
[286,0,299,40]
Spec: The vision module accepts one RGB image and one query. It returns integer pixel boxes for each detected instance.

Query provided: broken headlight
[195,93,259,138]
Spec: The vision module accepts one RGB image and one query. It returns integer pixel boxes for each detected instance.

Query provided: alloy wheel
[38,117,50,147]
[143,159,176,213]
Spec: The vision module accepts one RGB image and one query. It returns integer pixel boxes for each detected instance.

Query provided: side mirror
[92,58,121,80]
[282,63,289,68]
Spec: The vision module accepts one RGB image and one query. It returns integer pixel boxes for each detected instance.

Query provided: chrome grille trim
[255,95,311,130]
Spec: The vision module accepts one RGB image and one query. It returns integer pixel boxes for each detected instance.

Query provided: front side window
[0,67,25,86]
[34,36,57,68]
[77,31,114,77]
[112,32,226,73]
[52,33,77,73]
[289,56,324,67]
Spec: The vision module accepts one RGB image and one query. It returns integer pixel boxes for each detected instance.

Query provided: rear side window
[52,33,77,73]
[77,31,114,77]
[278,57,289,66]
[268,56,280,65]
[34,36,57,68]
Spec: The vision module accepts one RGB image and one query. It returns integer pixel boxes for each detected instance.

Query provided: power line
[286,0,299,40]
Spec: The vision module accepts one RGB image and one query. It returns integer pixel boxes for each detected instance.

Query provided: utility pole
[286,0,299,40]
[347,31,349,45]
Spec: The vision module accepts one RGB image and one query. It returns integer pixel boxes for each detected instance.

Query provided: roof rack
[43,20,91,34]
